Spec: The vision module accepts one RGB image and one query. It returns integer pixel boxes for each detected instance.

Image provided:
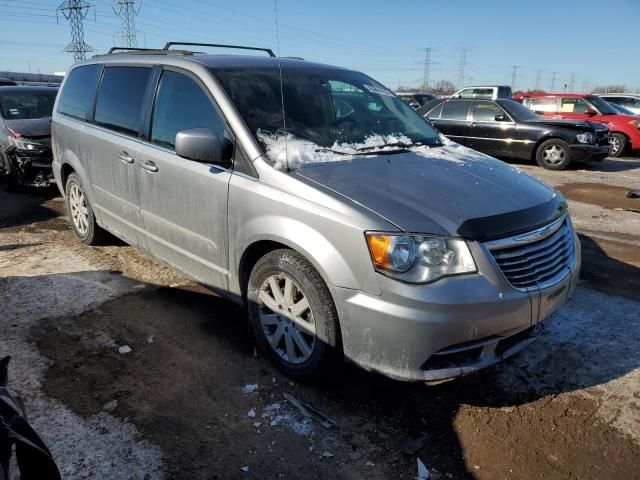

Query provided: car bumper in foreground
[333,234,581,382]
[570,144,610,162]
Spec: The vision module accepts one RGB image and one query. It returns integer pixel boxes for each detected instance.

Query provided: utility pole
[113,0,141,48]
[569,73,576,92]
[420,47,432,92]
[457,48,471,88]
[509,65,521,91]
[57,0,95,61]
[534,69,543,90]
[550,72,557,92]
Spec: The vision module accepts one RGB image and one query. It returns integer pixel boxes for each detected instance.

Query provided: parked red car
[514,93,640,157]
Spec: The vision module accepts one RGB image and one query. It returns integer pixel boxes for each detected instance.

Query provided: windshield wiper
[355,141,442,153]
[313,147,360,155]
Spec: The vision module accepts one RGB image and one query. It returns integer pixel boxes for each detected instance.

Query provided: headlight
[576,132,595,144]
[366,232,476,283]
[630,120,640,129]
[8,136,44,151]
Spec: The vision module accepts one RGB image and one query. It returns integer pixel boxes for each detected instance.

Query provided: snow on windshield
[258,130,495,170]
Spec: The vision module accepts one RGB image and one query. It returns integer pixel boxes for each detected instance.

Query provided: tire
[247,249,341,380]
[65,172,106,245]
[608,133,627,158]
[535,138,572,170]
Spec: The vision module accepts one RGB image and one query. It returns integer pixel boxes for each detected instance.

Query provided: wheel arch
[530,135,566,161]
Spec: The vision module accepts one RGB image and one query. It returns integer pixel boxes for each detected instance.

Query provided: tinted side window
[440,101,470,120]
[471,102,505,122]
[57,64,101,120]
[151,70,225,150]
[94,66,152,135]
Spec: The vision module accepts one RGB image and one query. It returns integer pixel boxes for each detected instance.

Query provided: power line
[534,69,543,90]
[112,0,140,48]
[420,47,432,91]
[550,71,558,92]
[509,65,521,91]
[56,0,95,61]
[457,48,471,88]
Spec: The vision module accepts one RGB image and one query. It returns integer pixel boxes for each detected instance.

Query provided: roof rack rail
[107,47,156,54]
[163,42,275,57]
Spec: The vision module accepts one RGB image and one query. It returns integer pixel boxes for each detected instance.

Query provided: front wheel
[608,133,627,158]
[536,139,572,170]
[247,249,341,380]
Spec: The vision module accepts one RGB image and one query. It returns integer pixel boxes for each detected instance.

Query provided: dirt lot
[1,156,640,480]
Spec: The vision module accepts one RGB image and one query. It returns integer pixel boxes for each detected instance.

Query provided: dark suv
[420,98,610,169]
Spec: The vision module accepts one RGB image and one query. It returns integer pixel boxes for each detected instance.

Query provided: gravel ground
[1,156,639,479]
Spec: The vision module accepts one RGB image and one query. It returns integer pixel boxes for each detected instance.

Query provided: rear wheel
[608,133,627,158]
[536,139,572,170]
[65,172,105,245]
[247,249,341,380]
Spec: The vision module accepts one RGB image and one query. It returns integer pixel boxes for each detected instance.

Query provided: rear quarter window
[57,64,101,120]
[94,66,152,135]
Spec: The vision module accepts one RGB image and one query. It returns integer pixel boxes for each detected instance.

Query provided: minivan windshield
[212,65,441,157]
[0,90,57,120]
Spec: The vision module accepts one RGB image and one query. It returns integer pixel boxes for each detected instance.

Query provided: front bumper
[333,236,581,382]
[4,148,54,187]
[570,144,610,162]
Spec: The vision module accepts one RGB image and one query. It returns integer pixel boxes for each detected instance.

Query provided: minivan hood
[5,118,52,139]
[294,144,559,239]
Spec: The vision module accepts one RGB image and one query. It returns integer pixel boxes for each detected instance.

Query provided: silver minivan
[52,43,580,382]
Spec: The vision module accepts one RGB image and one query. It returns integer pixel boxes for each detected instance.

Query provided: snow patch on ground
[497,285,640,442]
[261,402,313,436]
[0,248,165,479]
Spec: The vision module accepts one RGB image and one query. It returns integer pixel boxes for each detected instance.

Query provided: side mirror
[584,108,597,116]
[409,101,420,109]
[495,114,508,122]
[175,128,230,166]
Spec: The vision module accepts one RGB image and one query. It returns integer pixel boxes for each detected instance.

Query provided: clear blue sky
[1,0,639,92]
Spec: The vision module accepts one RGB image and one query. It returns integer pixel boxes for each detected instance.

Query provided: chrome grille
[486,215,575,291]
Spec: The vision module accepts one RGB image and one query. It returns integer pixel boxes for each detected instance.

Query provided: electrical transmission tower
[509,65,521,91]
[57,0,95,61]
[420,47,432,91]
[550,72,557,91]
[534,69,543,90]
[568,73,576,92]
[457,48,470,88]
[113,0,141,48]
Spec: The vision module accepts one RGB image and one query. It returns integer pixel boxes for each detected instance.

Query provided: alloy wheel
[69,183,89,235]
[542,144,566,166]
[609,136,621,156]
[258,274,316,364]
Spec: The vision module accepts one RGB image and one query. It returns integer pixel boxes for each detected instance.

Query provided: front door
[468,101,517,157]
[85,65,153,246]
[136,68,231,289]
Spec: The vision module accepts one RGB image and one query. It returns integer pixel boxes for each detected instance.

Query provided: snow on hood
[257,131,493,170]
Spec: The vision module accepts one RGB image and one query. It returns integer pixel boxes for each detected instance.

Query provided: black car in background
[396,92,437,109]
[418,98,610,170]
[0,86,58,191]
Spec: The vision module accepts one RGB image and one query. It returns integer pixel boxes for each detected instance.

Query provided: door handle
[118,151,134,164]
[140,161,158,173]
